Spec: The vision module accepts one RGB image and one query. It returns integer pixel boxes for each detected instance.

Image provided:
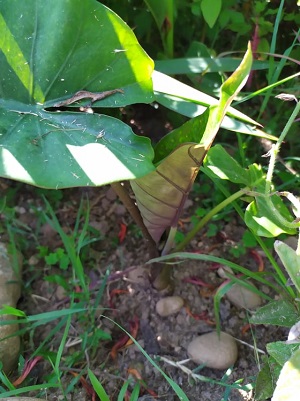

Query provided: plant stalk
[263,99,300,231]
[111,182,159,260]
[266,98,300,188]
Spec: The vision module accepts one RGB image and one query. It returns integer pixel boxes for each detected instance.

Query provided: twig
[53,89,123,107]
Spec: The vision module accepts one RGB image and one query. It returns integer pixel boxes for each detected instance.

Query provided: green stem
[266,98,300,190]
[264,99,300,230]
[255,235,291,292]
[174,187,248,252]
[196,169,294,296]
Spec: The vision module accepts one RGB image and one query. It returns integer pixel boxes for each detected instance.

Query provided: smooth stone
[55,285,66,301]
[226,283,262,309]
[1,399,47,401]
[187,331,238,370]
[156,296,184,317]
[217,266,234,279]
[0,318,20,373]
[0,243,22,305]
[0,242,22,373]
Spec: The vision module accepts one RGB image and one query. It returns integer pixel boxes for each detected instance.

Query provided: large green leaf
[131,43,253,246]
[0,0,155,188]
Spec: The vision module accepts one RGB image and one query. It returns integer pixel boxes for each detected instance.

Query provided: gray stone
[226,283,262,309]
[1,399,47,401]
[0,242,22,373]
[187,331,238,370]
[156,296,184,317]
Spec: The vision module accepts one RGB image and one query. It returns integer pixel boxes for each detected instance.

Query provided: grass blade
[88,369,111,401]
[102,316,190,401]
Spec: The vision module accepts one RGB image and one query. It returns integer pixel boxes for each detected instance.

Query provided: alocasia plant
[0,0,270,286]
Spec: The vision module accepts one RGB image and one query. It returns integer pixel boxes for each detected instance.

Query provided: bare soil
[1,180,287,401]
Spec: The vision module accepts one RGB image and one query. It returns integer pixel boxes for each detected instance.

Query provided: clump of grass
[0,196,194,400]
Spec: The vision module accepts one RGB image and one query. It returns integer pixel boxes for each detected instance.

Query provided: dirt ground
[1,179,288,401]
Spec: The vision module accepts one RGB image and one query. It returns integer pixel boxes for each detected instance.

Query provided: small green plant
[0,198,110,397]
[149,94,300,400]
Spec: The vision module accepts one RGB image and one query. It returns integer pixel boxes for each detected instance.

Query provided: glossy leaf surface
[0,0,155,188]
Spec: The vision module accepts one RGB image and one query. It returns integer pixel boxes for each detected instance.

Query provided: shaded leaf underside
[131,143,205,243]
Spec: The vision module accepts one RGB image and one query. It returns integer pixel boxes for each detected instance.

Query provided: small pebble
[55,285,66,301]
[28,255,39,266]
[0,320,21,373]
[226,283,262,309]
[187,331,238,370]
[218,266,234,278]
[0,242,22,373]
[156,296,184,317]
[14,206,26,214]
